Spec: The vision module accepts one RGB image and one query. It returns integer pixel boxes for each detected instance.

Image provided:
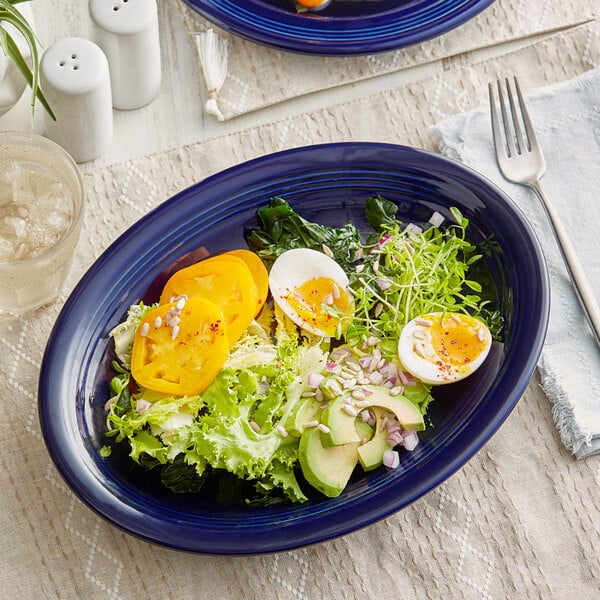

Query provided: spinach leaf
[365,195,398,231]
[160,454,207,494]
[246,197,360,268]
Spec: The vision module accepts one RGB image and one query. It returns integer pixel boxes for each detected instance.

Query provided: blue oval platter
[39,143,549,554]
[181,0,496,55]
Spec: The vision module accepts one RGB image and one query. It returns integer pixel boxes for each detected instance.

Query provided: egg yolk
[428,313,487,367]
[285,277,351,337]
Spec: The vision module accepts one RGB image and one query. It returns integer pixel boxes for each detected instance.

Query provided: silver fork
[489,76,600,345]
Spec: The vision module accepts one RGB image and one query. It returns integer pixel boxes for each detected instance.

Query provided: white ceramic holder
[89,0,162,110]
[40,37,113,163]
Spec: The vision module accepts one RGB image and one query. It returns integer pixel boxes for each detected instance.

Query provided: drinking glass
[0,131,85,313]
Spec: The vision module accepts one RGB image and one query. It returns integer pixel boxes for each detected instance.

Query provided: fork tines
[489,76,539,159]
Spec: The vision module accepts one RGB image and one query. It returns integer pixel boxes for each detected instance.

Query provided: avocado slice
[285,396,320,437]
[360,386,425,432]
[357,407,394,471]
[355,418,374,443]
[298,426,360,498]
[319,394,361,447]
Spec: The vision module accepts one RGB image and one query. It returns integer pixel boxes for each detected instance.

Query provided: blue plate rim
[38,142,549,554]
[181,0,496,55]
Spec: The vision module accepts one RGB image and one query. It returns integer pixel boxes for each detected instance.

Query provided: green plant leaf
[0,0,56,119]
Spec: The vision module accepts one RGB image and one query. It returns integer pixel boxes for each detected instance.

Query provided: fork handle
[529,180,600,345]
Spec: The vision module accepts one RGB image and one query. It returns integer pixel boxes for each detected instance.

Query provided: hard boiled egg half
[268,248,352,338]
[398,312,492,385]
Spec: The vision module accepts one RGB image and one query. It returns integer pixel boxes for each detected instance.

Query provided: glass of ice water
[0,131,85,313]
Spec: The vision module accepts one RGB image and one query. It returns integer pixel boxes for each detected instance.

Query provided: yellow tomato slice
[221,249,269,313]
[131,297,228,396]
[160,255,259,345]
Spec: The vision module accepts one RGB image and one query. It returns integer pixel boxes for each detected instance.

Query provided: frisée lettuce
[105,315,328,504]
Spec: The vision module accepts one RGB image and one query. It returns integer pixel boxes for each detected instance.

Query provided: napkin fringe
[539,355,596,459]
[195,29,229,122]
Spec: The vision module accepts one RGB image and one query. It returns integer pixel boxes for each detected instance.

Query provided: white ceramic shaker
[40,37,113,163]
[89,0,162,110]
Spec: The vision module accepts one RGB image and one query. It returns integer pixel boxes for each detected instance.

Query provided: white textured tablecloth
[0,16,599,600]
[176,0,599,119]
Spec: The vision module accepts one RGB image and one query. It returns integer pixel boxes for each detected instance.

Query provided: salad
[102,197,501,505]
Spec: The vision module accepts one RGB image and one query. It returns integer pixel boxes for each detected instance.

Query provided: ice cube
[0,235,15,262]
[25,221,48,256]
[17,162,50,197]
[0,164,20,208]
[9,242,28,261]
[14,189,35,212]
[34,187,71,216]
[4,216,27,240]
[46,210,70,235]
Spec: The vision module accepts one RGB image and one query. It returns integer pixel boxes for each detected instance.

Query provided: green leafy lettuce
[105,327,327,504]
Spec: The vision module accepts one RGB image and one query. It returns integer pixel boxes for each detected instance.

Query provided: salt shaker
[40,37,113,163]
[89,0,162,110]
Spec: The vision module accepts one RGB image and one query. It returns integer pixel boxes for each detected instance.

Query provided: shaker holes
[58,54,79,70]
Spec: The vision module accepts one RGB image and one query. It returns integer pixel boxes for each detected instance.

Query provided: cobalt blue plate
[39,143,548,554]
[181,0,496,55]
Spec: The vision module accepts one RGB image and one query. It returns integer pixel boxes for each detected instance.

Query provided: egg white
[398,312,492,385]
[268,248,350,337]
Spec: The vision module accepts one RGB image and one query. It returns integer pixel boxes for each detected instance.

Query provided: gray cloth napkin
[431,68,600,459]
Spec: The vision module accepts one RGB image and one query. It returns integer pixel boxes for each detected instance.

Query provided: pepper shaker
[40,37,113,163]
[89,0,162,110]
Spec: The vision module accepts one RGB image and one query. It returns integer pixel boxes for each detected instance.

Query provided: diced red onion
[378,233,392,248]
[402,431,420,451]
[325,362,341,374]
[359,355,372,368]
[397,369,417,387]
[405,223,423,235]
[368,371,383,385]
[383,450,400,468]
[360,409,376,427]
[387,431,404,446]
[429,211,445,228]
[385,420,402,434]
[330,346,352,362]
[307,372,325,388]
[378,413,390,432]
[378,361,391,375]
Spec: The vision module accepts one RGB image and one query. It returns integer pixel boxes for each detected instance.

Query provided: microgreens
[344,207,493,359]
